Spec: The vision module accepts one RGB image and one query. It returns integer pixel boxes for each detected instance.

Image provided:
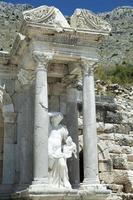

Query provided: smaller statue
[63,136,77,159]
[48,112,77,189]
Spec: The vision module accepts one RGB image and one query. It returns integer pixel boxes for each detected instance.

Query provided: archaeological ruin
[0,4,133,200]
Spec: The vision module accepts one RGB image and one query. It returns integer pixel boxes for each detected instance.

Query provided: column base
[80,183,111,194]
[29,178,49,194]
[83,177,100,185]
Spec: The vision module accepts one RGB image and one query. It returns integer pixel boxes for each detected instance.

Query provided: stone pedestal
[2,112,16,184]
[29,51,53,192]
[81,59,100,185]
[66,87,80,189]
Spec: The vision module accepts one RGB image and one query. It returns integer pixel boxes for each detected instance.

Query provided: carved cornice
[71,9,111,32]
[23,6,70,28]
[32,51,54,71]
[80,58,97,75]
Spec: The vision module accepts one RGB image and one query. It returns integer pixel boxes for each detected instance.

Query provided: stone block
[98,133,115,141]
[108,144,122,154]
[128,162,133,170]
[115,134,133,146]
[121,146,132,154]
[100,170,133,193]
[114,124,131,134]
[127,154,133,162]
[97,123,115,133]
[106,195,122,200]
[106,184,123,193]
[99,159,113,172]
[99,170,127,185]
[105,111,122,124]
[111,154,128,170]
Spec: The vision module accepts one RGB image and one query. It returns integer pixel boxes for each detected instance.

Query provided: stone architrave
[30,51,54,193]
[66,87,80,189]
[2,112,16,184]
[81,58,100,186]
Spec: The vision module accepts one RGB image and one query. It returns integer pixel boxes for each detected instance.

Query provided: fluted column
[81,58,100,186]
[30,51,53,191]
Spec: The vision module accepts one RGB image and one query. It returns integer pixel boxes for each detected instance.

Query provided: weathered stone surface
[105,111,122,124]
[121,146,132,154]
[98,133,115,140]
[108,144,122,154]
[114,134,133,146]
[106,195,122,200]
[106,184,123,193]
[99,160,113,172]
[111,154,128,170]
[100,170,133,193]
[97,123,114,133]
[128,162,133,170]
[127,154,133,162]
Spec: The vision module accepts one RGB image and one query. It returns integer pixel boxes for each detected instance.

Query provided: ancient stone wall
[96,82,133,198]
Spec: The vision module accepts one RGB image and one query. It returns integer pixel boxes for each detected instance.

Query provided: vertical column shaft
[32,52,53,185]
[34,64,48,183]
[82,60,99,184]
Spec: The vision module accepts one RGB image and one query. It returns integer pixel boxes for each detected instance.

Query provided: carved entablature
[23,5,70,28]
[71,9,111,32]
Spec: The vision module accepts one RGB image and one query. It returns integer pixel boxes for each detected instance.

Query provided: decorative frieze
[71,9,111,32]
[23,6,70,28]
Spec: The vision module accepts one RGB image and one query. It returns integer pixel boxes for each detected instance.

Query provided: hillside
[0,1,32,51]
[99,6,133,68]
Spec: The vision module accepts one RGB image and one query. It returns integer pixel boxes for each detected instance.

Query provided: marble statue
[63,136,77,159]
[48,112,77,189]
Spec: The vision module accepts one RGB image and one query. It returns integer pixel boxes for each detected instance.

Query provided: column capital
[80,57,97,75]
[32,51,54,69]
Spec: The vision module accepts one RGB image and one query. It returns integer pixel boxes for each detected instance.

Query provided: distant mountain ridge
[0,1,32,51]
[99,6,133,68]
[0,2,133,69]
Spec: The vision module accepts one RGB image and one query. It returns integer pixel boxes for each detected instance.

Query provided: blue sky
[3,0,133,15]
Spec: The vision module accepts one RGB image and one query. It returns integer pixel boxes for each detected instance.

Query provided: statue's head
[49,112,63,127]
[66,136,72,146]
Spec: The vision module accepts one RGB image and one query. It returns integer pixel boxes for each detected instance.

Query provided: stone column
[81,58,100,186]
[2,112,16,184]
[66,87,80,189]
[30,51,53,192]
